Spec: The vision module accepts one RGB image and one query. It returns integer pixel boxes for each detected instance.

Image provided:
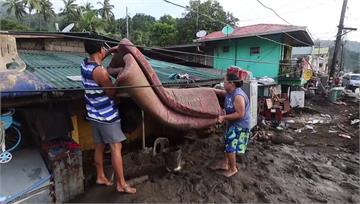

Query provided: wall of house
[16,38,85,53]
[212,37,283,78]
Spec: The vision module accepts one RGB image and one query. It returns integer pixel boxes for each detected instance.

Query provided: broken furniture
[259,87,290,121]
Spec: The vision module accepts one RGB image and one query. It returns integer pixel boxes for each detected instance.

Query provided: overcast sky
[51,0,360,42]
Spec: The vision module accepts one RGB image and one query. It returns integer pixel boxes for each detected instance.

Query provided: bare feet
[211,161,229,170]
[222,168,238,178]
[96,177,113,186]
[116,183,136,194]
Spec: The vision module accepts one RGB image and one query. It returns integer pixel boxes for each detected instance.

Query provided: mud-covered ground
[73,96,359,203]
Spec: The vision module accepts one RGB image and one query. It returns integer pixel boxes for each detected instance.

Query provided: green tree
[0,19,30,31]
[60,0,80,30]
[176,0,238,44]
[60,0,78,18]
[3,0,26,20]
[78,10,105,33]
[159,15,177,25]
[131,14,156,32]
[39,0,54,21]
[132,30,152,46]
[23,0,40,14]
[149,22,177,46]
[79,2,93,13]
[97,0,114,22]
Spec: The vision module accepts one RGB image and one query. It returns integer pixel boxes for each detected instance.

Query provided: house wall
[16,38,85,53]
[212,37,283,78]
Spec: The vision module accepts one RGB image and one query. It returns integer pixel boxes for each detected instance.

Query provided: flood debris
[350,119,360,126]
[270,135,295,145]
[338,134,352,139]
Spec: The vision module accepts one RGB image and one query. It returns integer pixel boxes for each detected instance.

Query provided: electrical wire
[255,0,291,25]
[163,0,227,26]
[162,0,312,48]
[2,31,294,66]
[0,65,304,94]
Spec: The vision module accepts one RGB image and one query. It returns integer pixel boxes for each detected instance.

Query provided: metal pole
[126,6,129,39]
[329,0,348,78]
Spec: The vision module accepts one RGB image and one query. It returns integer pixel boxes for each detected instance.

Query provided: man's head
[84,34,106,59]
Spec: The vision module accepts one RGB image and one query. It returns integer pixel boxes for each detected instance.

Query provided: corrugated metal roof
[195,24,313,46]
[17,50,221,90]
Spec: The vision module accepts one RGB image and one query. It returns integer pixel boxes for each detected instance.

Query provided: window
[351,75,360,80]
[223,46,229,53]
[250,47,260,55]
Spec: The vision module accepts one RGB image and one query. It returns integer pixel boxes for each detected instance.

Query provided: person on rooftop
[212,73,251,178]
[81,34,136,194]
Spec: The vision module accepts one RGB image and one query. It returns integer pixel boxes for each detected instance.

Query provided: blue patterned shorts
[224,125,250,154]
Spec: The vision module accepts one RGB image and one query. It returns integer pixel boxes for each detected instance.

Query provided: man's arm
[92,66,117,98]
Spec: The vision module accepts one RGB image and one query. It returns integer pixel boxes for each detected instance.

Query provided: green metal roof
[19,50,221,90]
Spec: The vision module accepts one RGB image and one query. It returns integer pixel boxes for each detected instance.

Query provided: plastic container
[227,66,251,81]
[328,87,344,102]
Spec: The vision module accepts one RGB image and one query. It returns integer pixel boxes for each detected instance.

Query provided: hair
[226,73,243,87]
[84,33,105,55]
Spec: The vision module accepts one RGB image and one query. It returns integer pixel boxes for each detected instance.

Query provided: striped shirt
[81,58,120,123]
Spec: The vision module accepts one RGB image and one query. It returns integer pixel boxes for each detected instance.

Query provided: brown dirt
[73,96,360,203]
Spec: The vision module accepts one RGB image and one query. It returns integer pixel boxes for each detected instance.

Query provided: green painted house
[195,24,314,79]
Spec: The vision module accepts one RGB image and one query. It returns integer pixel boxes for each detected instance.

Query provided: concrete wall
[212,37,283,78]
[16,38,85,53]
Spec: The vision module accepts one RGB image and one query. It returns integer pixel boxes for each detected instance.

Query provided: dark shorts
[224,125,250,154]
[90,120,127,144]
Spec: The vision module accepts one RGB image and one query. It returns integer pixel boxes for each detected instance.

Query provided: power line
[0,67,303,94]
[162,0,226,26]
[255,0,291,25]
[240,1,334,22]
[2,32,293,66]
[162,0,308,48]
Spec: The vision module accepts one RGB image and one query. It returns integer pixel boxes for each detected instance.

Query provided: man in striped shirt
[81,35,136,194]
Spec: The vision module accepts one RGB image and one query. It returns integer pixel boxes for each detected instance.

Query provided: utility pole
[329,0,348,78]
[126,6,129,39]
[340,41,344,71]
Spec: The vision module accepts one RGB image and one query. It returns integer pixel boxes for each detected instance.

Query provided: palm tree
[78,10,104,33]
[3,0,26,20]
[39,0,54,21]
[79,2,93,16]
[60,0,78,18]
[97,0,114,22]
[83,2,94,12]
[22,0,40,14]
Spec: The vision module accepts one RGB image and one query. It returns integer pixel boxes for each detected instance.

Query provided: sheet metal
[1,50,221,99]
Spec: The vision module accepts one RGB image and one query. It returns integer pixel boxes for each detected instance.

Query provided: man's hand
[104,46,119,59]
[217,115,225,124]
[108,46,118,54]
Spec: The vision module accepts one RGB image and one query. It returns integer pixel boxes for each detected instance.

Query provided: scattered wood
[333,101,347,106]
[337,124,353,136]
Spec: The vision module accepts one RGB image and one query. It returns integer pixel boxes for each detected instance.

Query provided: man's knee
[109,143,122,154]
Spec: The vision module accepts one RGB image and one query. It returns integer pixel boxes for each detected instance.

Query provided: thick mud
[73,96,359,203]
